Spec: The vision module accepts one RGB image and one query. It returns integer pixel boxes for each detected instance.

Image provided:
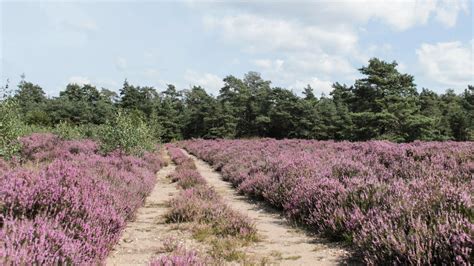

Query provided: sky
[1,0,473,97]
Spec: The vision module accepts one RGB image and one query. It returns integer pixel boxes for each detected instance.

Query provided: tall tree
[15,81,49,125]
[155,84,184,142]
[350,58,428,141]
[182,86,215,138]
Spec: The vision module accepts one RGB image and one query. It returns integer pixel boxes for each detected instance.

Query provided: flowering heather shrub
[166,145,194,167]
[167,146,205,189]
[1,216,87,264]
[1,133,163,264]
[169,169,206,189]
[167,187,256,239]
[19,133,99,162]
[143,150,168,172]
[180,139,474,264]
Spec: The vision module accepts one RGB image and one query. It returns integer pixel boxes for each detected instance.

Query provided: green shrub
[99,111,155,155]
[0,99,25,159]
[52,121,85,140]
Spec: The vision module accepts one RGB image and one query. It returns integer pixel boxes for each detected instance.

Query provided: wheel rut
[106,153,177,265]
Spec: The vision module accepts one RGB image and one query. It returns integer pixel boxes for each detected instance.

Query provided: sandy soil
[106,155,178,265]
[181,149,351,265]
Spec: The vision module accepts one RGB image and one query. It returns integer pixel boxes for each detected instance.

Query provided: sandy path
[181,149,351,265]
[106,155,177,265]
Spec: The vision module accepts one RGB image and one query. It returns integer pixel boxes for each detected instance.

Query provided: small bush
[0,99,25,159]
[99,111,155,155]
[169,169,206,189]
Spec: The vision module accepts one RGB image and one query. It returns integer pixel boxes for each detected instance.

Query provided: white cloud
[204,14,358,54]
[286,53,355,76]
[68,76,91,86]
[143,68,160,78]
[416,40,473,88]
[38,2,99,47]
[291,77,334,96]
[200,0,468,31]
[434,0,469,27]
[253,59,284,72]
[331,0,438,31]
[115,57,127,71]
[184,70,224,95]
[95,78,120,91]
[41,3,98,33]
[204,14,359,90]
[248,54,355,93]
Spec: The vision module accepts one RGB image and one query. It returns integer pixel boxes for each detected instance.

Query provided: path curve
[106,154,177,265]
[181,148,350,265]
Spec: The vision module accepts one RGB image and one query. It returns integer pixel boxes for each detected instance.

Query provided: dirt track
[106,155,178,265]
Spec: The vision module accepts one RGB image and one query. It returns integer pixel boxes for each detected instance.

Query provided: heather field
[180,139,474,265]
[1,134,473,265]
[0,133,164,264]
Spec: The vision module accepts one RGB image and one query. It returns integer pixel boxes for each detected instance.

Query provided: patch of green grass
[192,224,214,242]
[269,250,283,260]
[284,255,302,260]
[209,238,247,262]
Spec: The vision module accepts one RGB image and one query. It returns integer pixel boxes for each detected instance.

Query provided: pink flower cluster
[167,145,196,171]
[180,139,474,264]
[1,133,164,264]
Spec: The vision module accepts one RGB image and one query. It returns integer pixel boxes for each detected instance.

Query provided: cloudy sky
[1,0,472,96]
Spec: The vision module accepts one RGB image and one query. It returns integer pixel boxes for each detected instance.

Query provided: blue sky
[1,0,473,97]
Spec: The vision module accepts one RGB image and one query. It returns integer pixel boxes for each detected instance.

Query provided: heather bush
[1,133,164,263]
[166,187,256,240]
[180,139,474,264]
[1,217,88,264]
[19,133,98,162]
[167,145,193,166]
[169,169,206,189]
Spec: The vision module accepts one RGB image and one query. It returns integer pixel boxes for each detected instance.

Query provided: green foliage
[51,121,105,140]
[5,58,473,143]
[120,80,158,116]
[43,83,116,125]
[0,99,25,159]
[155,85,184,142]
[148,110,163,142]
[53,121,83,140]
[99,111,155,155]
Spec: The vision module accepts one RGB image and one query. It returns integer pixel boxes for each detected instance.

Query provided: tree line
[5,58,474,142]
